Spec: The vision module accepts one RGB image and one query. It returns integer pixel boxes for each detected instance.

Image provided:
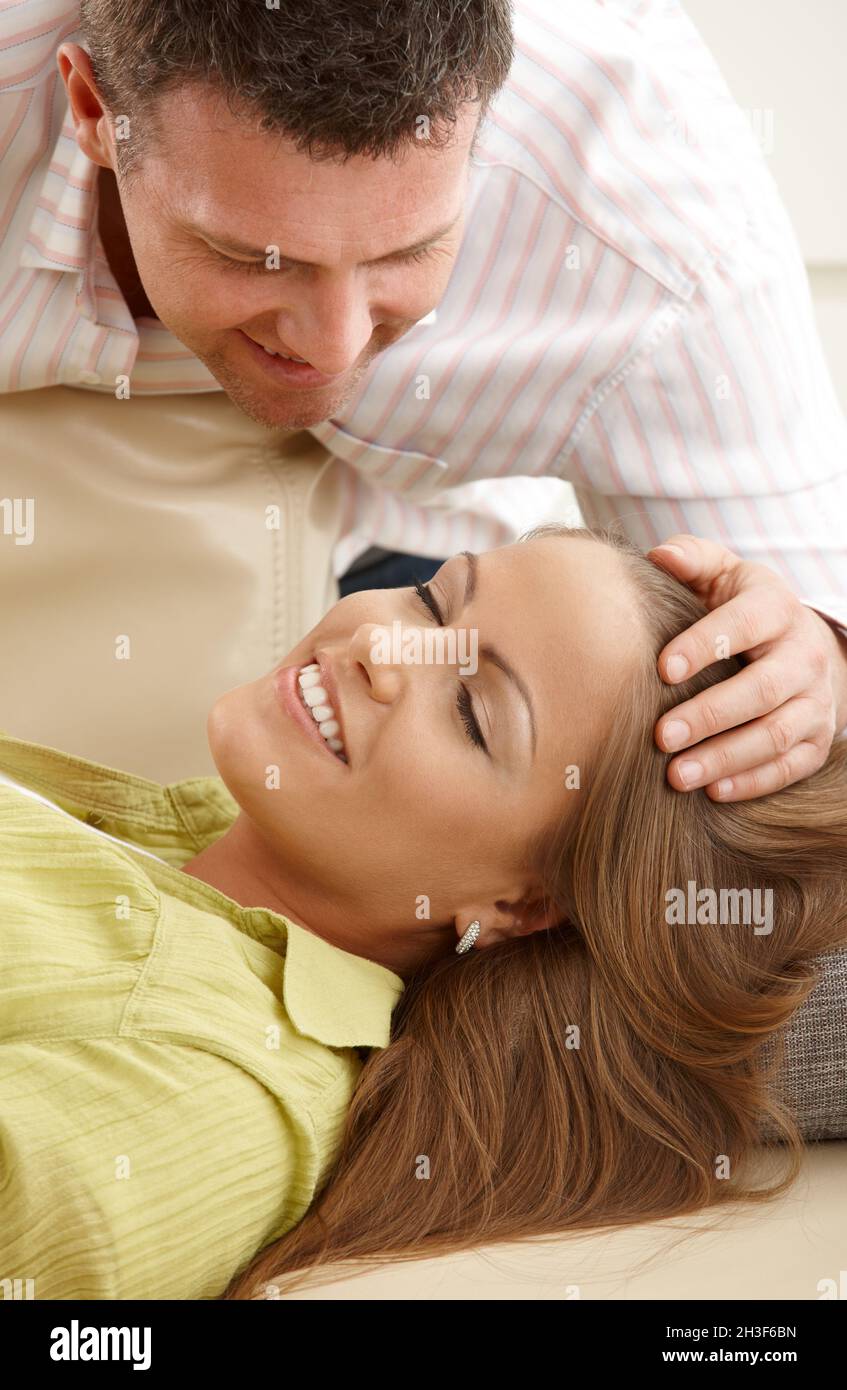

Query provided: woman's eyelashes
[413,576,444,624]
[412,580,489,755]
[456,685,487,752]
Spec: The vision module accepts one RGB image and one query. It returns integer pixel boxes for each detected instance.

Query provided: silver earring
[455,919,481,955]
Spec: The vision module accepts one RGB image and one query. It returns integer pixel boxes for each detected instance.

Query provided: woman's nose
[348,621,411,702]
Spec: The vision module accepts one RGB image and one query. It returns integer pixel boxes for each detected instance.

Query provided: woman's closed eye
[412,579,489,755]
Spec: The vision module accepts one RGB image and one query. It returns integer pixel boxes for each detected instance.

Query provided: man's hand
[646,534,847,801]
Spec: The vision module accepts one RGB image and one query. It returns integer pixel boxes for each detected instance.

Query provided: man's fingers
[661,695,831,791]
[656,590,796,686]
[702,740,828,803]
[646,533,843,803]
[656,656,809,753]
[647,533,746,598]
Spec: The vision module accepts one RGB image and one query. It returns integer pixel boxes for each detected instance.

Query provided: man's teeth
[262,345,308,363]
[297,663,347,761]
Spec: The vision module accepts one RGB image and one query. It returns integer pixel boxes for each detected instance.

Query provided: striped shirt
[2,0,846,625]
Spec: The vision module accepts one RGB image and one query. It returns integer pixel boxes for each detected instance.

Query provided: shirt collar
[20,110,96,276]
[20,104,137,335]
[0,727,405,1050]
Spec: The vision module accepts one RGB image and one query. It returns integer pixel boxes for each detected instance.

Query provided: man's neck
[96,167,157,320]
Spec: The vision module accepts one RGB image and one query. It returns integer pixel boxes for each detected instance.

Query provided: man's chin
[200,353,361,430]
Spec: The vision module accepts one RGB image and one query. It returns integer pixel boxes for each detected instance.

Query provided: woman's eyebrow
[454,550,538,759]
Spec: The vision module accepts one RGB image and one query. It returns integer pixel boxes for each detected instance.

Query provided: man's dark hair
[80,0,514,175]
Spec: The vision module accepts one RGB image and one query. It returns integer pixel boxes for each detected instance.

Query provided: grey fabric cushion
[760,946,847,1141]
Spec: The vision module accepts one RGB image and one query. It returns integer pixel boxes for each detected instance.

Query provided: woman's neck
[179,818,445,978]
[181,816,304,923]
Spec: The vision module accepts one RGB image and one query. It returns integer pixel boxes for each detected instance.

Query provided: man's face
[110,85,478,428]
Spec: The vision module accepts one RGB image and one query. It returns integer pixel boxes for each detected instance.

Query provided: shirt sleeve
[563,257,847,637]
[0,1036,303,1299]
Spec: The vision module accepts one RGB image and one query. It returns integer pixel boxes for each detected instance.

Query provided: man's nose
[274,279,374,376]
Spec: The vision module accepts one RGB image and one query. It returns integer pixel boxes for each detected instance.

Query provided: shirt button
[78,370,102,385]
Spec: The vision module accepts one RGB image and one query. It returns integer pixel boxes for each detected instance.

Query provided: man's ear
[57,42,115,169]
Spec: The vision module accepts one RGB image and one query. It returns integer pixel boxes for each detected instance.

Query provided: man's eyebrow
[182,213,462,267]
[455,550,538,760]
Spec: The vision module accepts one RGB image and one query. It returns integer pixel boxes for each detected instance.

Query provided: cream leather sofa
[0,385,342,782]
[281,1143,846,1300]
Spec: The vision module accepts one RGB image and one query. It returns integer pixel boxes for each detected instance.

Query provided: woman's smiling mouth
[296,662,348,759]
[274,659,349,764]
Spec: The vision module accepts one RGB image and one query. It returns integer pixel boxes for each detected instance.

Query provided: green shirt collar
[0,729,405,1050]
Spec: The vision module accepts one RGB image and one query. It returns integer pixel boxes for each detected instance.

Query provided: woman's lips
[273,663,349,766]
[238,330,349,387]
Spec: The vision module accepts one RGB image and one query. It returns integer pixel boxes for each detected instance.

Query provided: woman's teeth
[297,664,348,762]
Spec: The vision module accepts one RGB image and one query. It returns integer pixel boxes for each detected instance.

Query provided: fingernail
[665,654,689,681]
[677,759,703,786]
[652,544,685,559]
[662,719,690,750]
[714,778,733,798]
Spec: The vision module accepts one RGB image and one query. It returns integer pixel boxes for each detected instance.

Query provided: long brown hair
[222,524,847,1299]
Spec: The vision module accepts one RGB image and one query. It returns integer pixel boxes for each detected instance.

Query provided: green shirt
[0,729,405,1300]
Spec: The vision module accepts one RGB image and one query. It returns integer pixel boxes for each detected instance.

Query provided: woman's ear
[455,894,565,949]
[503,894,566,939]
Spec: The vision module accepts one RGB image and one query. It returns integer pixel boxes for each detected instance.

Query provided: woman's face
[206,534,644,960]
